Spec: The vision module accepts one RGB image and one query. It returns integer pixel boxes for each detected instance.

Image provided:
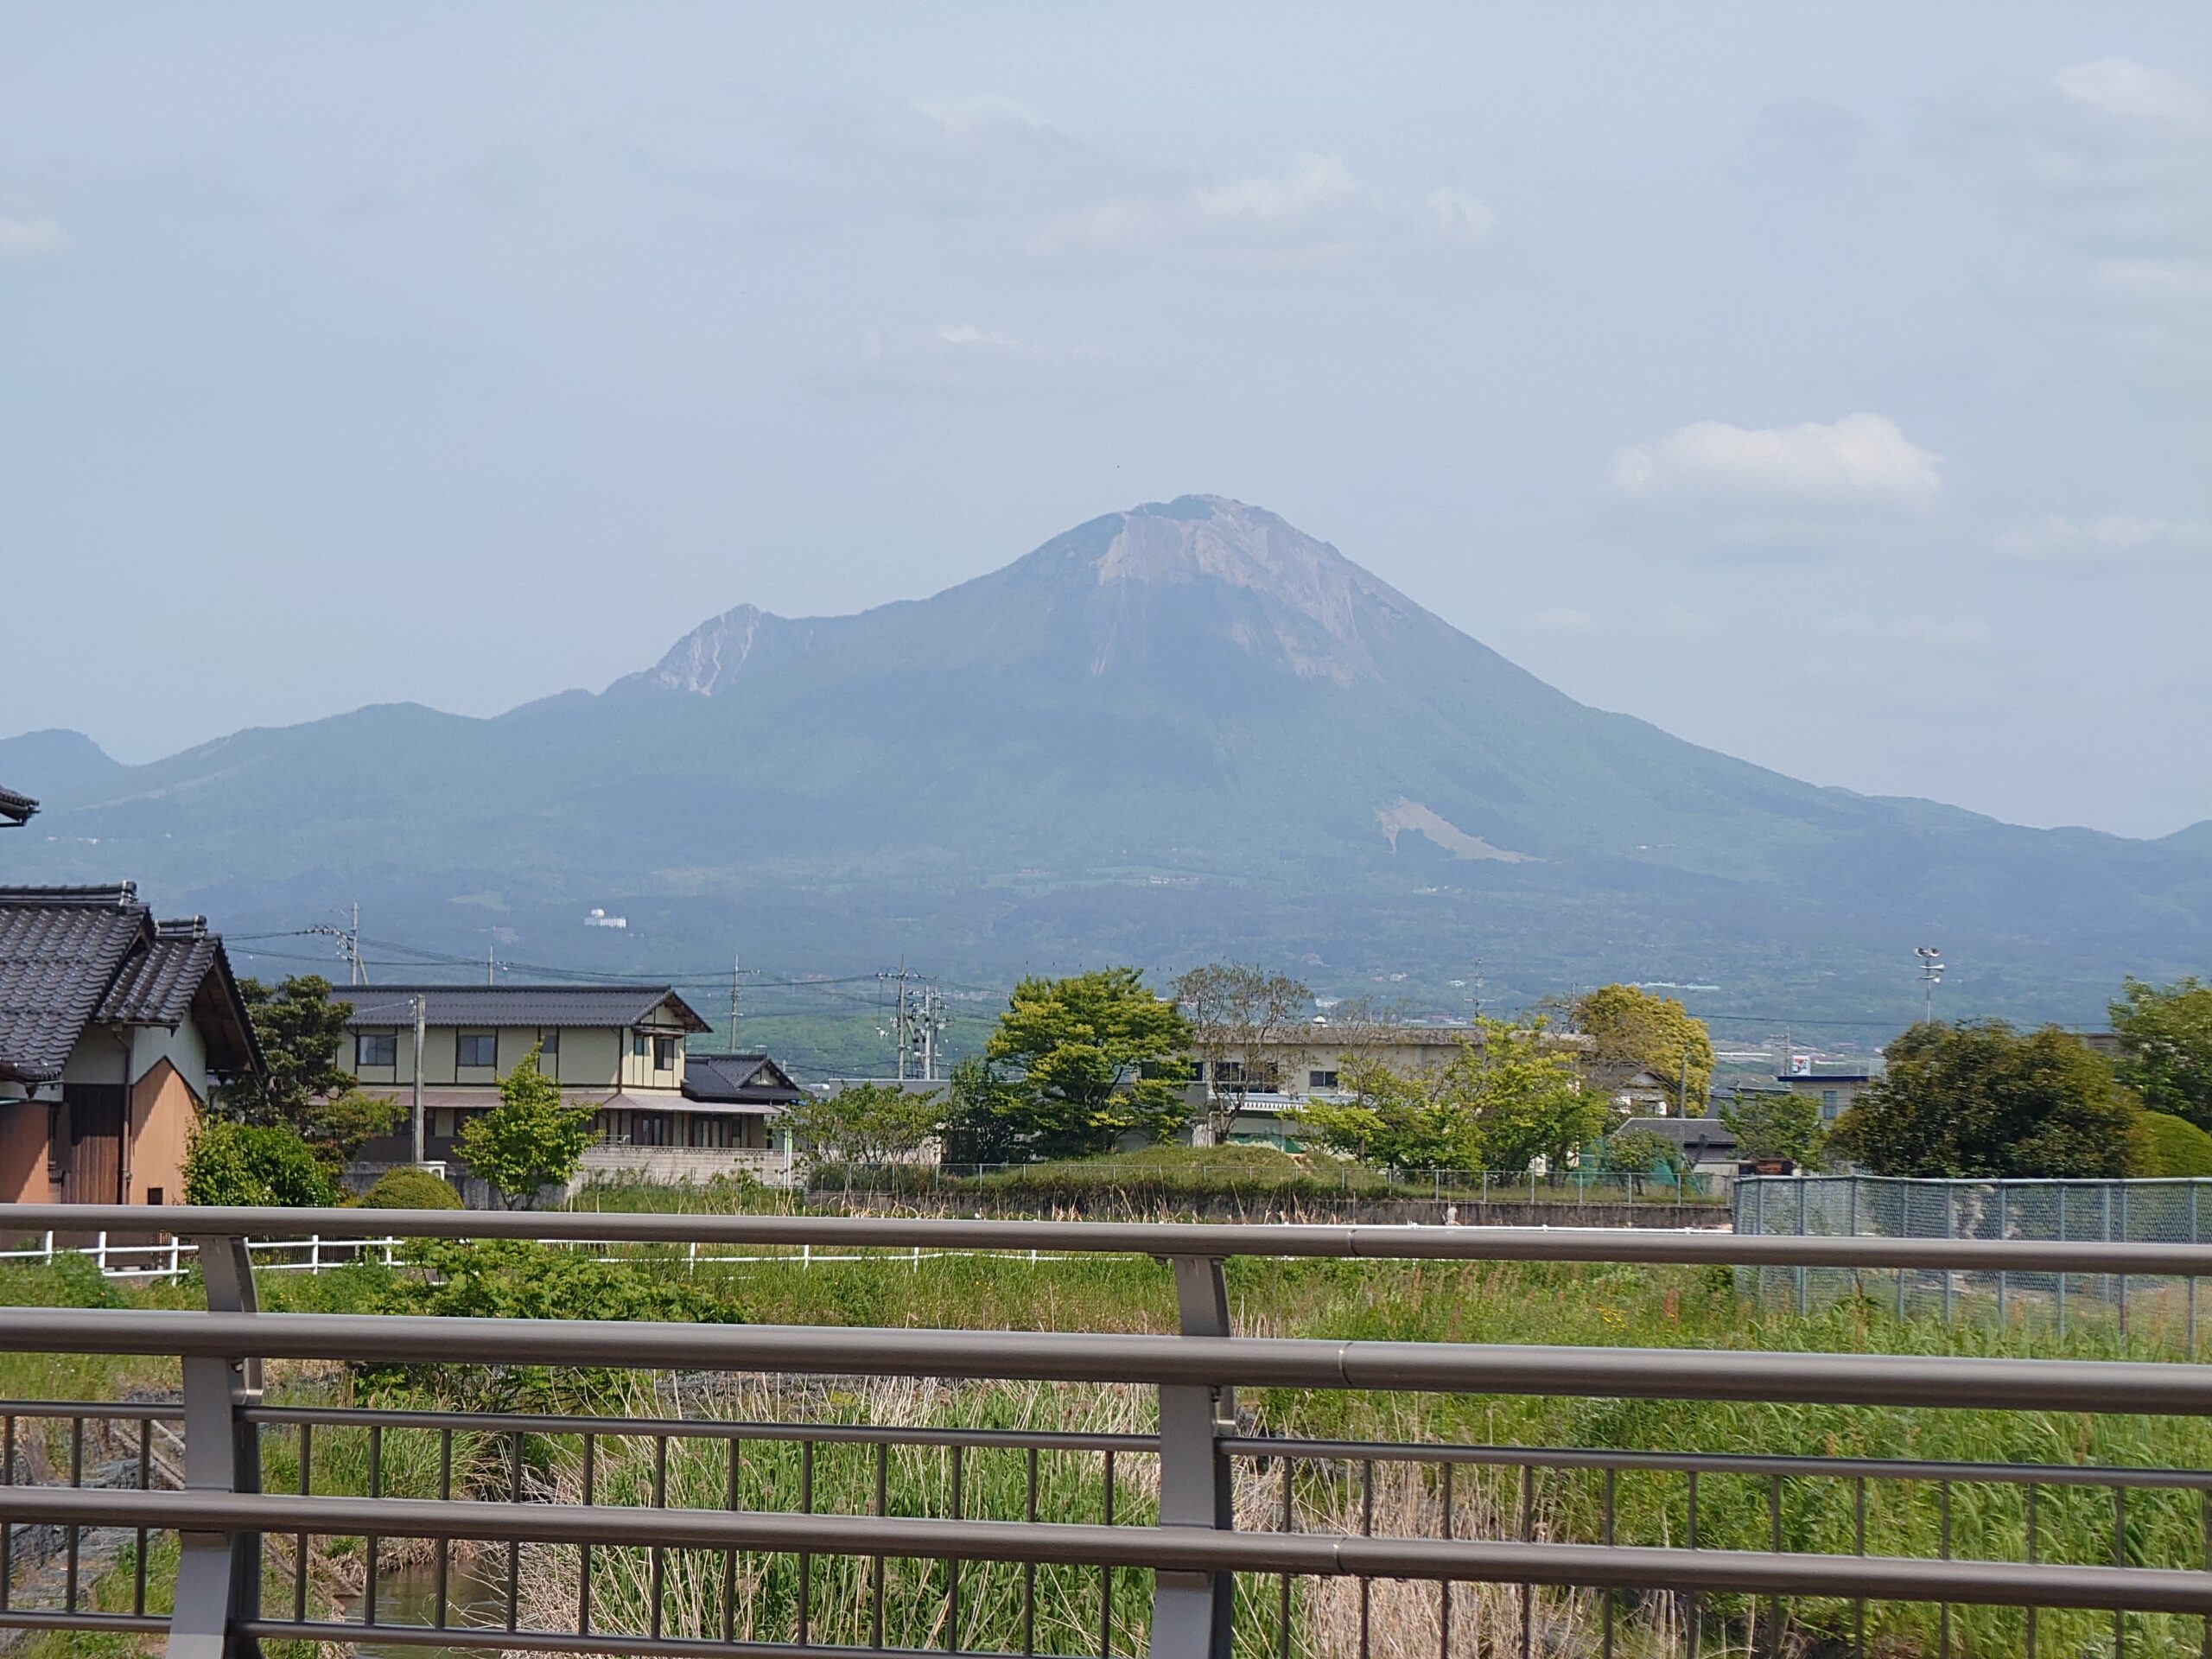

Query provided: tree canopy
[219,974,401,1169]
[455,1046,596,1208]
[1830,1020,2145,1179]
[1719,1090,1828,1169]
[1570,983,1714,1113]
[1294,1017,1610,1174]
[783,1081,943,1167]
[1174,962,1310,1144]
[980,969,1192,1159]
[2110,976,2212,1131]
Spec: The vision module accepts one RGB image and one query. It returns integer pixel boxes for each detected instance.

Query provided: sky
[2,4,2208,836]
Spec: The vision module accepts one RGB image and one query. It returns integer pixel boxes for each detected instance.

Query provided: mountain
[5,496,2208,1031]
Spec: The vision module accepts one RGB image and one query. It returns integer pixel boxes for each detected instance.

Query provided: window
[632,1032,649,1058]
[457,1031,497,1068]
[1309,1069,1339,1091]
[539,1029,560,1061]
[1821,1090,1840,1116]
[654,1034,677,1071]
[145,1186,164,1207]
[632,1113,671,1146]
[356,1032,397,1068]
[690,1116,731,1148]
[1214,1062,1247,1086]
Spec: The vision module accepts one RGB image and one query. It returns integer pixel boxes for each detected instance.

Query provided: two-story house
[0,885,262,1207]
[331,984,794,1179]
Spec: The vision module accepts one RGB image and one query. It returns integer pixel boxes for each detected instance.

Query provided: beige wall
[127,1058,198,1206]
[1198,1033,1475,1097]
[346,1023,636,1091]
[619,1023,686,1090]
[0,1098,51,1205]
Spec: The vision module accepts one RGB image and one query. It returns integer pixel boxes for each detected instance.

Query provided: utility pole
[349,901,362,985]
[730,954,741,1050]
[486,943,496,987]
[410,994,428,1166]
[307,909,366,985]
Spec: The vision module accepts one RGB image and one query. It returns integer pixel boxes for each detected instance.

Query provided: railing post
[171,1235,263,1659]
[1151,1255,1233,1659]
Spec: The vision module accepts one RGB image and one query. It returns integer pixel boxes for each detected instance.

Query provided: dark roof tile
[0,886,152,1082]
[329,983,711,1033]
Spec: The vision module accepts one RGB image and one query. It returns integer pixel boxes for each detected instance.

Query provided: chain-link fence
[1735,1174,2212,1348]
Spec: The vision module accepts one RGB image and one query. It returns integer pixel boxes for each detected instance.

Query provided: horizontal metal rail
[3,1486,2209,1614]
[2,1306,2209,1412]
[12,1203,2212,1273]
[1224,1434,2212,1491]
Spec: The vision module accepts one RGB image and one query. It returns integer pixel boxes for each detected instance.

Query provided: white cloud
[1522,607,1595,635]
[1193,155,1359,225]
[1029,153,1492,274]
[1421,187,1496,245]
[2053,59,2212,129]
[1993,513,2212,564]
[0,215,69,258]
[854,321,1120,396]
[1610,414,1942,512]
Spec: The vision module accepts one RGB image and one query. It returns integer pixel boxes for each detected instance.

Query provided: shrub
[361,1166,464,1210]
[2139,1111,2212,1178]
[363,1238,736,1408]
[183,1121,338,1207]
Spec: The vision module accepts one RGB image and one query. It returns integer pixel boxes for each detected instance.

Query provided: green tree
[1602,1127,1682,1192]
[183,1121,338,1207]
[1448,1018,1612,1175]
[982,969,1193,1159]
[782,1081,943,1166]
[1294,1019,1609,1174]
[1292,1052,1484,1171]
[2109,976,2212,1130]
[1719,1091,1829,1169]
[1571,984,1715,1113]
[2139,1112,2212,1178]
[219,974,401,1170]
[1175,963,1311,1144]
[938,1056,1028,1164]
[455,1046,595,1208]
[1831,1020,2146,1178]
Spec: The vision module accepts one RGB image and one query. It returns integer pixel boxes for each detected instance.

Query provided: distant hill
[5,495,2206,1032]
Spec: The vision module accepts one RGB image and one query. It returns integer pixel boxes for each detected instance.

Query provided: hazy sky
[3,5,2208,836]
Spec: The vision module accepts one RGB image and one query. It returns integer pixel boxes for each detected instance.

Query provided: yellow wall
[0,1100,52,1205]
[126,1059,198,1206]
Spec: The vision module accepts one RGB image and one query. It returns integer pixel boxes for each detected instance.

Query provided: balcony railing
[0,1207,2208,1656]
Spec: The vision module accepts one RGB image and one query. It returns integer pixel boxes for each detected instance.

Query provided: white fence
[0,1228,1089,1285]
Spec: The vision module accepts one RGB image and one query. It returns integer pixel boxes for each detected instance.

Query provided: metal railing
[0,1206,2210,1657]
[799,1165,1733,1206]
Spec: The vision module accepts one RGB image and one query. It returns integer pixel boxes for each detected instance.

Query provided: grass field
[0,1245,2202,1655]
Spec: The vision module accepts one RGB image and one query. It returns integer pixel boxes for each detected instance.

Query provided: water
[338,1555,510,1659]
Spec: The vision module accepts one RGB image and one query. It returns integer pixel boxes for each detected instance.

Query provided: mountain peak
[1046,494,1417,684]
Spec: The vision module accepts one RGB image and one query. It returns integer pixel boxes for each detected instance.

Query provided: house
[1181,1023,1487,1150]
[681,1052,804,1147]
[1613,1115,1738,1185]
[0,885,262,1206]
[1775,1069,1876,1122]
[330,984,800,1183]
[0,788,35,829]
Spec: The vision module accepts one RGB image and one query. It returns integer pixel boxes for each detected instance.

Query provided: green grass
[1,1249,2205,1654]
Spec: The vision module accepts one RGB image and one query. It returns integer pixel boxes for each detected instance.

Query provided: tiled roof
[0,787,35,827]
[0,886,153,1083]
[96,921,220,1026]
[683,1051,803,1108]
[328,983,711,1033]
[0,888,261,1084]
